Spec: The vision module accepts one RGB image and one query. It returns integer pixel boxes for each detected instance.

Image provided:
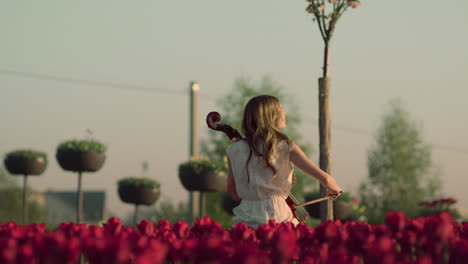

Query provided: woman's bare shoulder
[278,139,295,152]
[227,140,247,153]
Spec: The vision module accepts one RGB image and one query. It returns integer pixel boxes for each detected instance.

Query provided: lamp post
[189,81,201,223]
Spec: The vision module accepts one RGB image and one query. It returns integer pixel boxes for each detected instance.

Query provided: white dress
[226,140,297,228]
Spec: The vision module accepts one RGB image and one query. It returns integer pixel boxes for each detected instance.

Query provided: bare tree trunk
[322,43,330,77]
[199,192,206,218]
[77,172,83,223]
[22,174,28,224]
[134,204,140,227]
[319,43,334,222]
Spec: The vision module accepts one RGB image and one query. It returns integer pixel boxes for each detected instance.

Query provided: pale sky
[1,0,467,219]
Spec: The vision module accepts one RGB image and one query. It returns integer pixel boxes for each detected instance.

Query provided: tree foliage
[125,200,188,226]
[201,76,316,227]
[57,139,107,154]
[359,100,440,224]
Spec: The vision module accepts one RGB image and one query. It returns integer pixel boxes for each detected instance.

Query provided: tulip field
[1,211,467,264]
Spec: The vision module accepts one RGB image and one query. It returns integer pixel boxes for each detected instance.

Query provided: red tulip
[182,235,231,264]
[173,221,190,240]
[314,221,339,244]
[271,228,298,263]
[230,240,269,264]
[345,222,374,254]
[385,211,407,233]
[137,220,155,236]
[423,211,454,242]
[102,217,123,235]
[328,244,357,264]
[399,229,417,255]
[190,216,228,240]
[16,243,36,264]
[460,222,468,239]
[230,222,256,242]
[364,237,396,264]
[449,239,468,263]
[88,225,105,238]
[0,238,17,264]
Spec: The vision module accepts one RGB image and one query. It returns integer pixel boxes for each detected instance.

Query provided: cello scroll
[206,112,243,141]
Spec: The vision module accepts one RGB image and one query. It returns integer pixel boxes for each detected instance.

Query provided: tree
[3,150,47,224]
[201,76,314,227]
[359,100,441,224]
[0,167,17,188]
[304,0,361,221]
[0,167,45,224]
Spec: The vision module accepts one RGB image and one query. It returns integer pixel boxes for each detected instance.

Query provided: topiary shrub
[56,139,106,172]
[178,157,226,192]
[118,177,161,206]
[4,150,47,175]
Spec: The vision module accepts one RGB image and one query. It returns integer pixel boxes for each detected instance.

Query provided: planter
[4,156,47,175]
[334,201,353,220]
[221,193,241,215]
[179,171,227,192]
[118,185,160,206]
[56,150,106,172]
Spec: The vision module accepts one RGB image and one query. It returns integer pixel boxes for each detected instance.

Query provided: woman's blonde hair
[241,95,292,182]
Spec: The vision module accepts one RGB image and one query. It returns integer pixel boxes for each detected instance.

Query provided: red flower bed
[1,212,467,264]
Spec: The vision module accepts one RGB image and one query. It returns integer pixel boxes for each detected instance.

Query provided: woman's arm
[290,142,342,195]
[227,157,241,201]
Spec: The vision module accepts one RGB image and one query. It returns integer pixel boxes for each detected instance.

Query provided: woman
[226,95,342,228]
